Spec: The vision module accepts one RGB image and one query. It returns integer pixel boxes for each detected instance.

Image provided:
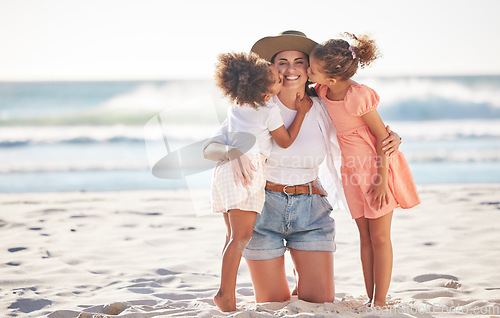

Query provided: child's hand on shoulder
[295,93,313,114]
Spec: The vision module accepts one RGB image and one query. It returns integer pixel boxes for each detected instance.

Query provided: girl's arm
[362,109,390,210]
[270,93,312,148]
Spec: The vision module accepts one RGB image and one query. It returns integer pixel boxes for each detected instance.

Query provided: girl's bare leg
[245,256,291,303]
[222,212,231,255]
[214,210,257,312]
[289,249,335,303]
[355,217,374,305]
[369,211,393,307]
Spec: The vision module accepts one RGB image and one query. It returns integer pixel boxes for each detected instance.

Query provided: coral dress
[319,84,420,219]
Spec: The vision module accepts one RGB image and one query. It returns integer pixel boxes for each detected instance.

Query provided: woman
[204,31,401,304]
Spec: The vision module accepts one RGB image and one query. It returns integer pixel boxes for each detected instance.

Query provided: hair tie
[348,46,356,59]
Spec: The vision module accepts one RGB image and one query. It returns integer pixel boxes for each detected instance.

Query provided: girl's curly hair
[215,52,275,109]
[311,33,380,80]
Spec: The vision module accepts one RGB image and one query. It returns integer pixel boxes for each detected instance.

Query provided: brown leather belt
[265,179,328,196]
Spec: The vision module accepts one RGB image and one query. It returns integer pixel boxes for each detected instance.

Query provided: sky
[0,0,499,81]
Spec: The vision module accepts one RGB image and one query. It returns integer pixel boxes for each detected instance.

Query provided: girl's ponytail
[311,33,380,80]
[343,33,379,68]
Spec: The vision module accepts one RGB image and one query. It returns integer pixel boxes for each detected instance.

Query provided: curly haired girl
[210,51,312,312]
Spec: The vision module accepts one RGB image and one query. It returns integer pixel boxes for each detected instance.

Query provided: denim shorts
[243,183,336,260]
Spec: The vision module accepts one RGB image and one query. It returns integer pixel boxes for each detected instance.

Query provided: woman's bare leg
[214,210,257,312]
[369,211,393,307]
[355,217,374,305]
[289,249,335,303]
[245,256,291,303]
[291,268,298,296]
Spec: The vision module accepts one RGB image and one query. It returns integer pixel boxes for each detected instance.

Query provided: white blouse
[204,95,348,211]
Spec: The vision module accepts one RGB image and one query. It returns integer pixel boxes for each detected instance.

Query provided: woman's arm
[362,109,390,209]
[203,142,256,186]
[382,126,401,155]
[203,142,234,161]
[270,93,312,148]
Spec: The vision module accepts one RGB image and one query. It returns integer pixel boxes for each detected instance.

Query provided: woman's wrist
[226,146,239,160]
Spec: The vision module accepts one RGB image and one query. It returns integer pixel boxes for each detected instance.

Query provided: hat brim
[251,35,318,62]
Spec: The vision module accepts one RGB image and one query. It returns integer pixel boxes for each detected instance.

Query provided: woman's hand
[381,125,401,156]
[295,93,313,114]
[366,174,390,210]
[227,148,256,187]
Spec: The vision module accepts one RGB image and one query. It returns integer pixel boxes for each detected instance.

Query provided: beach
[1,184,500,317]
[1,77,500,317]
[2,0,500,316]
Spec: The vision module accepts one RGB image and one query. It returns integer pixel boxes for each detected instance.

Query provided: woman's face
[274,50,309,90]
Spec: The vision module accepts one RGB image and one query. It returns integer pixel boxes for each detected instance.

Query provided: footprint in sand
[480,202,500,209]
[178,226,196,231]
[445,280,461,289]
[156,268,181,276]
[6,262,21,266]
[480,201,500,205]
[41,208,66,213]
[8,298,52,313]
[423,242,437,246]
[412,289,458,299]
[127,287,155,294]
[237,288,254,296]
[144,212,162,216]
[8,247,27,253]
[413,273,458,283]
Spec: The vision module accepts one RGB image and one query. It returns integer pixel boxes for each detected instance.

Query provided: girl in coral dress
[307,33,420,308]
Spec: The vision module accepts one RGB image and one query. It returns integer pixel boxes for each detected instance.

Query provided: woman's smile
[274,50,309,89]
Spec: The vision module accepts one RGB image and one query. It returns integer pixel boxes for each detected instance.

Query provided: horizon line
[1,73,500,83]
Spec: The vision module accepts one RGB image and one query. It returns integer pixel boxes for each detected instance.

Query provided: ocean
[1,76,500,193]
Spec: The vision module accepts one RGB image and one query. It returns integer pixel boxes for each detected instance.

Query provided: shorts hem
[242,247,286,260]
[287,241,336,253]
[213,208,262,214]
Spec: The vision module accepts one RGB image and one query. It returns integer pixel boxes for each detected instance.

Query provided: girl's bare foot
[213,290,236,312]
[353,300,372,310]
[373,300,387,308]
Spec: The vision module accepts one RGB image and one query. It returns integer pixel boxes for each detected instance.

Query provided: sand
[1,184,500,317]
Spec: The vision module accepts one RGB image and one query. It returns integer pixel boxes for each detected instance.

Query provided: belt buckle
[283,185,290,195]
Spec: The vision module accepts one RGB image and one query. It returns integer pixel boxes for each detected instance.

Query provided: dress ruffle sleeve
[344,85,380,117]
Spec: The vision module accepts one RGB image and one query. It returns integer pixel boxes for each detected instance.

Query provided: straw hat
[250,30,318,62]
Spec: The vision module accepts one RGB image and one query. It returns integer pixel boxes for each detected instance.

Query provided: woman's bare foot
[213,290,236,312]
